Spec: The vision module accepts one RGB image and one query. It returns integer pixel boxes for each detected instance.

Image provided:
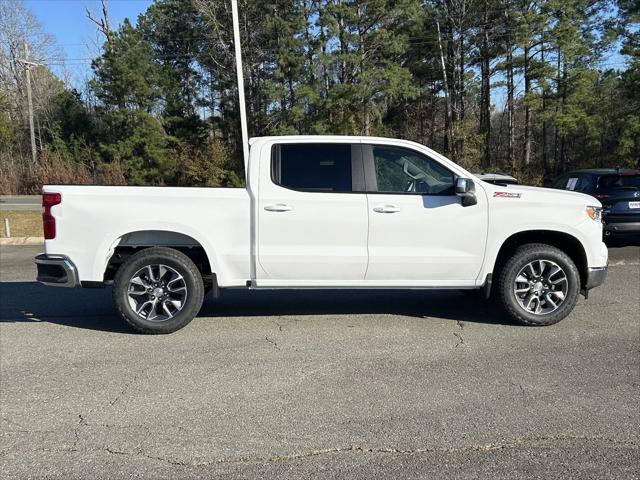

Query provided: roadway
[1,244,638,479]
[0,195,41,212]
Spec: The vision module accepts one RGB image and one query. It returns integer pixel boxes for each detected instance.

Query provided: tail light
[42,192,61,240]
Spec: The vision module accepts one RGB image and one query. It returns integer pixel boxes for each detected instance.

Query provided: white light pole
[231,0,249,177]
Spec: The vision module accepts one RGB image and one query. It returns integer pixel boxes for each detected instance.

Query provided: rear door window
[272,144,355,192]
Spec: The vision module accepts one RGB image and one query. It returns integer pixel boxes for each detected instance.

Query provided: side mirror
[455,177,477,207]
[455,177,471,194]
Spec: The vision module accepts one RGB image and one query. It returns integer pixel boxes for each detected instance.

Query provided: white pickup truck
[35,136,608,333]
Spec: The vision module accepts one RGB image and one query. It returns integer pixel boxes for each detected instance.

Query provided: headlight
[586,206,603,222]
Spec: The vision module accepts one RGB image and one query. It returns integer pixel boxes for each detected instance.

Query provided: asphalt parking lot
[1,244,639,479]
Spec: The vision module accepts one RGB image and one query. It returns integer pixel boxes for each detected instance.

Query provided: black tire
[497,243,581,326]
[113,247,204,334]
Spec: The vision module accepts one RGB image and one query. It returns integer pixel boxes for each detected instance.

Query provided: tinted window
[272,144,352,192]
[371,146,454,195]
[552,175,569,189]
[597,174,640,190]
[565,177,580,190]
[576,174,596,193]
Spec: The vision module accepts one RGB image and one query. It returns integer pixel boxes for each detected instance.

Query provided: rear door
[364,144,488,284]
[256,142,368,284]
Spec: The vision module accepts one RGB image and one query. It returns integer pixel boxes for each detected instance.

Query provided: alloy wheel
[513,259,568,315]
[127,264,188,322]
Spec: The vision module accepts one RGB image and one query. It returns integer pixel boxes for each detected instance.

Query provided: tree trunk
[357,5,370,135]
[480,5,491,168]
[523,43,532,166]
[337,0,348,133]
[507,40,515,172]
[319,20,331,125]
[553,49,561,174]
[559,61,568,173]
[541,38,549,181]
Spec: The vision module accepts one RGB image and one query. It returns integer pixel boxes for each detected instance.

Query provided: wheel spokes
[514,259,569,315]
[127,264,188,322]
[130,276,149,288]
[544,294,558,309]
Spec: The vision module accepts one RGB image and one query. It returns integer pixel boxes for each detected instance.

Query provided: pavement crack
[267,435,640,463]
[104,447,128,456]
[265,336,280,350]
[453,331,465,347]
[109,370,143,407]
[2,435,637,464]
[71,414,84,452]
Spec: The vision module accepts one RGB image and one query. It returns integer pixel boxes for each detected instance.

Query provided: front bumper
[34,254,79,287]
[585,266,607,290]
[604,222,640,235]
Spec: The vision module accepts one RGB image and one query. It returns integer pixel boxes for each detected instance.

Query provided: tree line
[0,0,638,194]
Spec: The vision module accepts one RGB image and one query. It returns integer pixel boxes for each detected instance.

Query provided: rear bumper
[585,266,607,290]
[34,254,79,288]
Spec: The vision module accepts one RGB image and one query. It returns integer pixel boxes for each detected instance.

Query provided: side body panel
[479,184,609,282]
[43,186,251,287]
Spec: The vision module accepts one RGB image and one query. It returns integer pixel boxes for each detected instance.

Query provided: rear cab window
[271,143,363,192]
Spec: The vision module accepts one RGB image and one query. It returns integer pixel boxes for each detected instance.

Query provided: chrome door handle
[264,203,293,212]
[373,205,401,213]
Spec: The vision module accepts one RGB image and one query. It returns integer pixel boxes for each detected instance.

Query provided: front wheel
[497,243,581,326]
[113,247,204,334]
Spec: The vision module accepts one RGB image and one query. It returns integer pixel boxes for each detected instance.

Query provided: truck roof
[568,168,640,175]
[249,135,421,144]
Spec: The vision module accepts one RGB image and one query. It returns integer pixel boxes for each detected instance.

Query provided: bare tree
[86,0,112,46]
[0,0,62,170]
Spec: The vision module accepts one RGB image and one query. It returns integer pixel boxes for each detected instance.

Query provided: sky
[26,0,152,87]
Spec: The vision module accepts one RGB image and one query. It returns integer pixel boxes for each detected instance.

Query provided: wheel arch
[101,230,214,285]
[491,230,588,288]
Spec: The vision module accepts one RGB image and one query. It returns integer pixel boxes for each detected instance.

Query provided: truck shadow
[0,281,513,333]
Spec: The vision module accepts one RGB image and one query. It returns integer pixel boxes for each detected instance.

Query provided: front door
[364,144,488,284]
[256,142,368,285]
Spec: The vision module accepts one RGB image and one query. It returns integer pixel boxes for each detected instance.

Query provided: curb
[0,237,44,246]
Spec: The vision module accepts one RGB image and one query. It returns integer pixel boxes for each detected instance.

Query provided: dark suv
[552,169,640,239]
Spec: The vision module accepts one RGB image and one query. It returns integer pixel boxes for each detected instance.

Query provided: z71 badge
[494,191,522,198]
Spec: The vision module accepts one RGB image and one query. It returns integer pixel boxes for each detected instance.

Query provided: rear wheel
[113,247,204,334]
[498,243,580,326]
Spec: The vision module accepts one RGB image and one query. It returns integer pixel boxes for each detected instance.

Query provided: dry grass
[0,211,42,238]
